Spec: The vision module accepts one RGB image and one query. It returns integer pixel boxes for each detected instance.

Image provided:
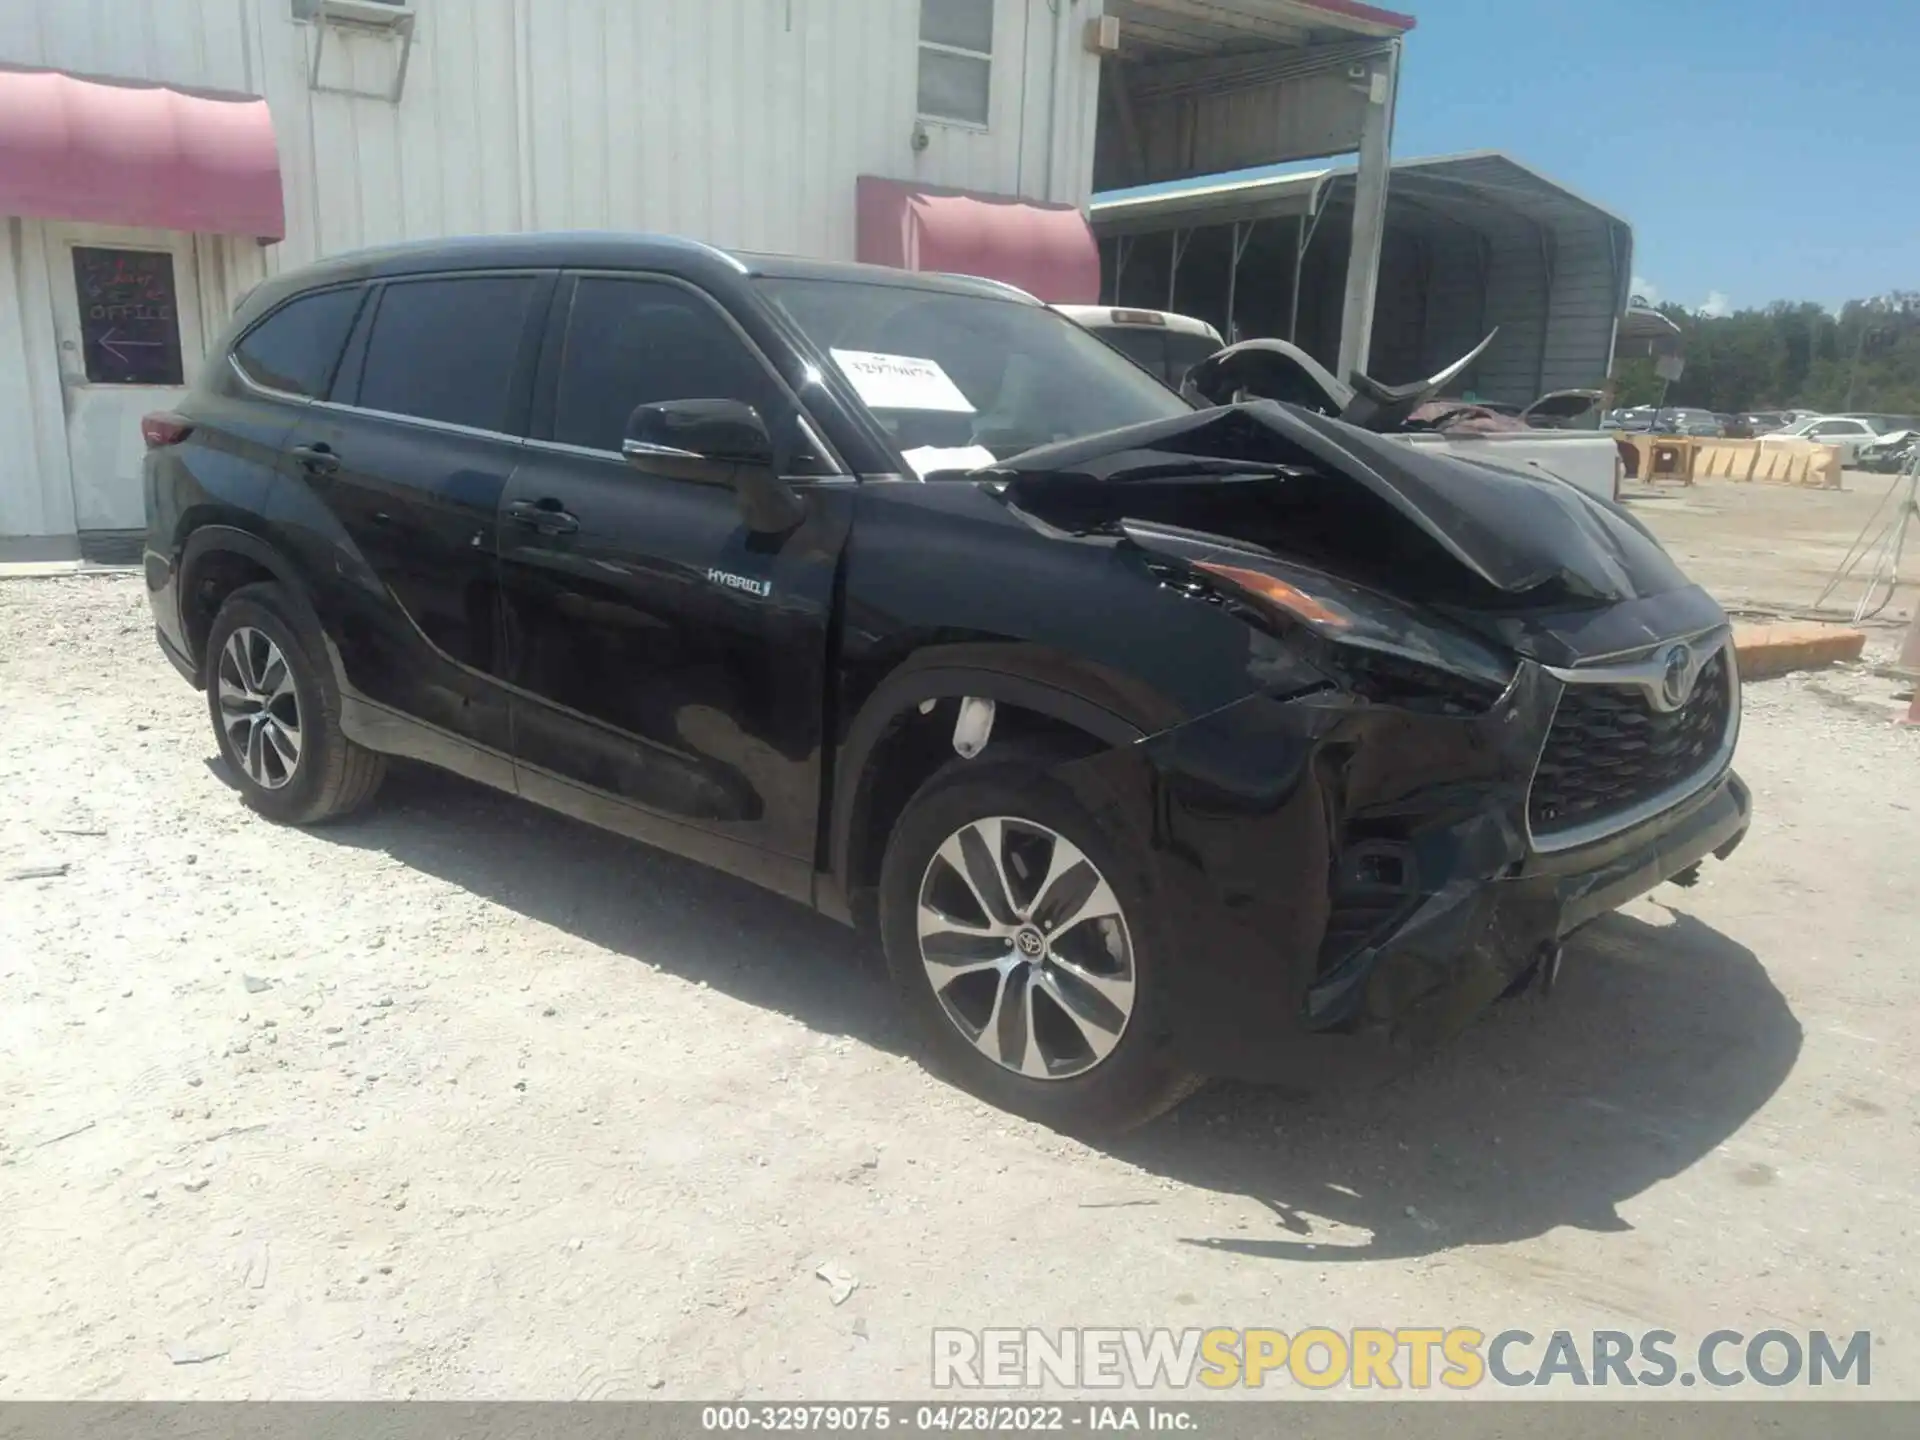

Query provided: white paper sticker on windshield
[830,349,975,413]
[902,444,997,478]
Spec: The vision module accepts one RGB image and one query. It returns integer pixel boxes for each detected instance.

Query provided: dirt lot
[3,481,1917,1400]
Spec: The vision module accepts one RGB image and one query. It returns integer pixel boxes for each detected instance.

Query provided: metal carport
[1094,1,1417,378]
[1087,151,1635,405]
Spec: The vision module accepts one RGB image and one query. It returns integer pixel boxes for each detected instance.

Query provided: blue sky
[1388,0,1915,314]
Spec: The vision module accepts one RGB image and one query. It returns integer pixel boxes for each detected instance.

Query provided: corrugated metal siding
[1,0,1100,259]
[0,220,76,541]
[1462,222,1550,404]
[1412,230,1489,384]
[1136,68,1367,183]
[1537,227,1625,393]
[1,0,1105,537]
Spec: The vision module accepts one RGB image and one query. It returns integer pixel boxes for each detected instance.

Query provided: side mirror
[624,399,806,533]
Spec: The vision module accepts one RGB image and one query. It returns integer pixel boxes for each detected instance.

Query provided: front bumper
[1055,671,1752,1088]
[1335,765,1750,1065]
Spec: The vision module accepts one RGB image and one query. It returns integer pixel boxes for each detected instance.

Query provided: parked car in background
[1762,414,1883,465]
[1663,409,1724,437]
[1606,407,1719,436]
[1838,412,1920,436]
[1053,305,1224,390]
[1717,413,1754,439]
[141,233,1748,1130]
[1858,428,1919,473]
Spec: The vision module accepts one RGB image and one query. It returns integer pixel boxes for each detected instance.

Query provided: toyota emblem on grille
[1658,644,1696,710]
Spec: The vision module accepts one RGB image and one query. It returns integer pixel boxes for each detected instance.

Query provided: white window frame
[917,0,995,131]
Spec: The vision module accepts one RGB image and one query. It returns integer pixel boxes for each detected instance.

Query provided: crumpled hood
[994,400,1688,605]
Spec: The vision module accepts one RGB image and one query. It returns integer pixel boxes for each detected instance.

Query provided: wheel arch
[822,645,1173,927]
[177,526,330,681]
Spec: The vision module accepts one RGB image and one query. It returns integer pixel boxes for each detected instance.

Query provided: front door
[499,274,853,874]
[46,223,205,534]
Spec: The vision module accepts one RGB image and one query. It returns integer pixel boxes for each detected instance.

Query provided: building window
[290,0,411,19]
[918,0,993,127]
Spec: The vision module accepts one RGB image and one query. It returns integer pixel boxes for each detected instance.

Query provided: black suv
[143,233,1749,1131]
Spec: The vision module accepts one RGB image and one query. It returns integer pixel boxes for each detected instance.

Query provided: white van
[1052,305,1225,391]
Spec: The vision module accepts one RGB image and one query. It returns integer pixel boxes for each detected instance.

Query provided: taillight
[141,412,193,449]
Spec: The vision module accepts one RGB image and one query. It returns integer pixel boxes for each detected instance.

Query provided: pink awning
[857,176,1099,305]
[0,67,284,241]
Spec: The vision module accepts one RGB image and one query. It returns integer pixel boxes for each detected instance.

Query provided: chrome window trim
[308,395,527,446]
[1526,630,1742,856]
[520,435,855,486]
[227,354,310,404]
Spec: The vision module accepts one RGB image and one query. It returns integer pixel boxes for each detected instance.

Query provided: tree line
[1613,293,1920,416]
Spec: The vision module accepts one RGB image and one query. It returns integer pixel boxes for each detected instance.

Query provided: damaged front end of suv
[982,400,1751,1088]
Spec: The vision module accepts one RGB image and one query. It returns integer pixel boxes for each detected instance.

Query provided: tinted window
[760,278,1190,460]
[357,276,539,432]
[552,277,814,465]
[233,286,362,397]
[1096,327,1169,382]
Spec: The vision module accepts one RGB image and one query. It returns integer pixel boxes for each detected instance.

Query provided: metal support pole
[1114,235,1132,306]
[1167,228,1191,312]
[1225,220,1256,342]
[1226,222,1242,342]
[1289,198,1329,344]
[1533,228,1557,398]
[1337,40,1399,380]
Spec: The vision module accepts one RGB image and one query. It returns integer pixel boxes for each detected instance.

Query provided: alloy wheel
[216,626,303,790]
[915,816,1136,1080]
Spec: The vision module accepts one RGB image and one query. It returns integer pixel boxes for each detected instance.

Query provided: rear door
[274,271,552,757]
[499,272,853,884]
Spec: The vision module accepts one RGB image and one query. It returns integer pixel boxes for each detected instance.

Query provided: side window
[357,276,540,432]
[552,277,822,469]
[232,286,364,398]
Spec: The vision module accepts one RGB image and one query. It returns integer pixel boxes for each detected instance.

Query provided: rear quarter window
[231,286,365,398]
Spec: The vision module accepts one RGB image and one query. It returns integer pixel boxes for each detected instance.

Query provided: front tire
[203,583,385,825]
[878,751,1201,1133]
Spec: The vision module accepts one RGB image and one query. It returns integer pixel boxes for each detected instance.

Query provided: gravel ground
[3,571,1918,1400]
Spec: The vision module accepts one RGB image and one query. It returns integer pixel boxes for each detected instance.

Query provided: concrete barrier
[1732,437,1842,488]
[1733,622,1866,680]
[1612,433,1843,489]
[1691,441,1758,481]
[1617,434,1695,484]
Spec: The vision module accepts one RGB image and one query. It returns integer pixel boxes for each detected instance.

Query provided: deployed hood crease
[992,401,1687,605]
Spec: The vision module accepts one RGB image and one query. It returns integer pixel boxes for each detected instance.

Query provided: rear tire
[203,582,385,825]
[878,749,1202,1133]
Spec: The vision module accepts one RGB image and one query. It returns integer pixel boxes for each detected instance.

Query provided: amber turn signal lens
[1193,561,1351,629]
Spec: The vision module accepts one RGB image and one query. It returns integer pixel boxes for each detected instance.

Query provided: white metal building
[1,0,1414,559]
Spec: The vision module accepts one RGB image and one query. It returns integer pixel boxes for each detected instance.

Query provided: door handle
[506,498,580,535]
[290,443,340,475]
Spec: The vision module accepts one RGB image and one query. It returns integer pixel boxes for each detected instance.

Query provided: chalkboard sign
[72,247,185,386]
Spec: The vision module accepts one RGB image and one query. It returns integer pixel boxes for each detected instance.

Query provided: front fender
[821,645,1174,923]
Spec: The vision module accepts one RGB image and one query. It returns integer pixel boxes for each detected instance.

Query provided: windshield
[758,278,1192,471]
